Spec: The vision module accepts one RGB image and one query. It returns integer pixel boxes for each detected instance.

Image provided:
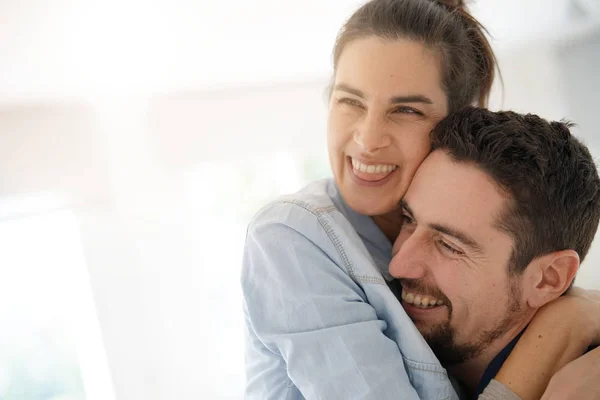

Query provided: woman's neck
[372,209,404,243]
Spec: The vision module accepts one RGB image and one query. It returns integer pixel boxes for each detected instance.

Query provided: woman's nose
[353,114,391,153]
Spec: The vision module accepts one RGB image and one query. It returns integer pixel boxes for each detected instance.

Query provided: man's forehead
[405,151,509,240]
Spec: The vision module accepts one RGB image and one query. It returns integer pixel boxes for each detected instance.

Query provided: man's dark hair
[431,107,600,274]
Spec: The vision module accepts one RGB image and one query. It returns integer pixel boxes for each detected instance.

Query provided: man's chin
[421,323,482,366]
[413,319,444,338]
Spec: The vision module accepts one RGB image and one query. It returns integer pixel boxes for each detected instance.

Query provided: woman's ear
[525,250,579,309]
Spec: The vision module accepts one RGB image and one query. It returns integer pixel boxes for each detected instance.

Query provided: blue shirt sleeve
[241,202,421,400]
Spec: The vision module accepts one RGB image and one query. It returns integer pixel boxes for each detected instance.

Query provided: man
[389,107,600,398]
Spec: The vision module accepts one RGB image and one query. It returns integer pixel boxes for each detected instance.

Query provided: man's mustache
[401,278,453,316]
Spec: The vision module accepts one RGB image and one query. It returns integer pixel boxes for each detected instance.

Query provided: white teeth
[352,158,397,174]
[402,290,444,309]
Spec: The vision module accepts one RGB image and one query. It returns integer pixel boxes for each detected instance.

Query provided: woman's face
[328,36,449,216]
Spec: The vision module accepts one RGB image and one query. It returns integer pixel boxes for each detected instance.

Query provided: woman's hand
[563,287,600,345]
[494,286,600,400]
[541,346,600,400]
[538,288,600,400]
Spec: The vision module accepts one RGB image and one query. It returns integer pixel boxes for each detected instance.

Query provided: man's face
[389,150,528,365]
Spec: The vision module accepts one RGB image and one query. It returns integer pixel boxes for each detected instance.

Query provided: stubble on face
[406,278,524,366]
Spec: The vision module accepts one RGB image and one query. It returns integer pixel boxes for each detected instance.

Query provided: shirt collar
[326,179,394,280]
[475,329,525,397]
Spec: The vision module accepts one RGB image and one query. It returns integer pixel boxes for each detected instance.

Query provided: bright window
[0,194,114,400]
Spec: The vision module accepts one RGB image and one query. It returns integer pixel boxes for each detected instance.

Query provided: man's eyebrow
[334,83,434,105]
[400,200,482,252]
[430,223,483,253]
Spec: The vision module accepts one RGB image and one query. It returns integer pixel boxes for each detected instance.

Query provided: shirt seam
[276,198,387,286]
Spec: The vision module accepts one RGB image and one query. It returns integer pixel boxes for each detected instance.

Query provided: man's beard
[407,279,523,366]
[421,322,481,365]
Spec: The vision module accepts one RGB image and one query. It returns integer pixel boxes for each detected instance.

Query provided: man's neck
[447,318,531,395]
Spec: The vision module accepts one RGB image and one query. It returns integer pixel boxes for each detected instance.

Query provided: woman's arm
[540,345,600,400]
[242,202,427,400]
[492,288,600,400]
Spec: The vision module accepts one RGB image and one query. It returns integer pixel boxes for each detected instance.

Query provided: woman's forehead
[334,36,446,102]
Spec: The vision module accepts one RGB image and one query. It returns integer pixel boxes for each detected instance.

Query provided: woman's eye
[437,239,463,255]
[392,106,422,115]
[338,98,363,108]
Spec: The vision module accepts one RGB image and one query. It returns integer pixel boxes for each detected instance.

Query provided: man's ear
[525,250,580,309]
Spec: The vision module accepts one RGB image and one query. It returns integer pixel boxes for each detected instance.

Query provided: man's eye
[402,214,415,224]
[438,239,463,255]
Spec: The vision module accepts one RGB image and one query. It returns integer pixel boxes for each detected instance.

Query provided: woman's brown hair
[332,0,498,112]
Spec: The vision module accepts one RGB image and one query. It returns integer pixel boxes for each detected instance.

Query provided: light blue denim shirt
[241,179,459,400]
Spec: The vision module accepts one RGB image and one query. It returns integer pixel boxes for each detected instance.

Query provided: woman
[241,0,600,399]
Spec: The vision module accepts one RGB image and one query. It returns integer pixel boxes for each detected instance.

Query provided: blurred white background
[1,0,599,399]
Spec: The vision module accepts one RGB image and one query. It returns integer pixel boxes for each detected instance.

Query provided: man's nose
[389,231,428,280]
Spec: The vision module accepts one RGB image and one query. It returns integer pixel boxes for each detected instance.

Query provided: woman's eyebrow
[334,83,434,105]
